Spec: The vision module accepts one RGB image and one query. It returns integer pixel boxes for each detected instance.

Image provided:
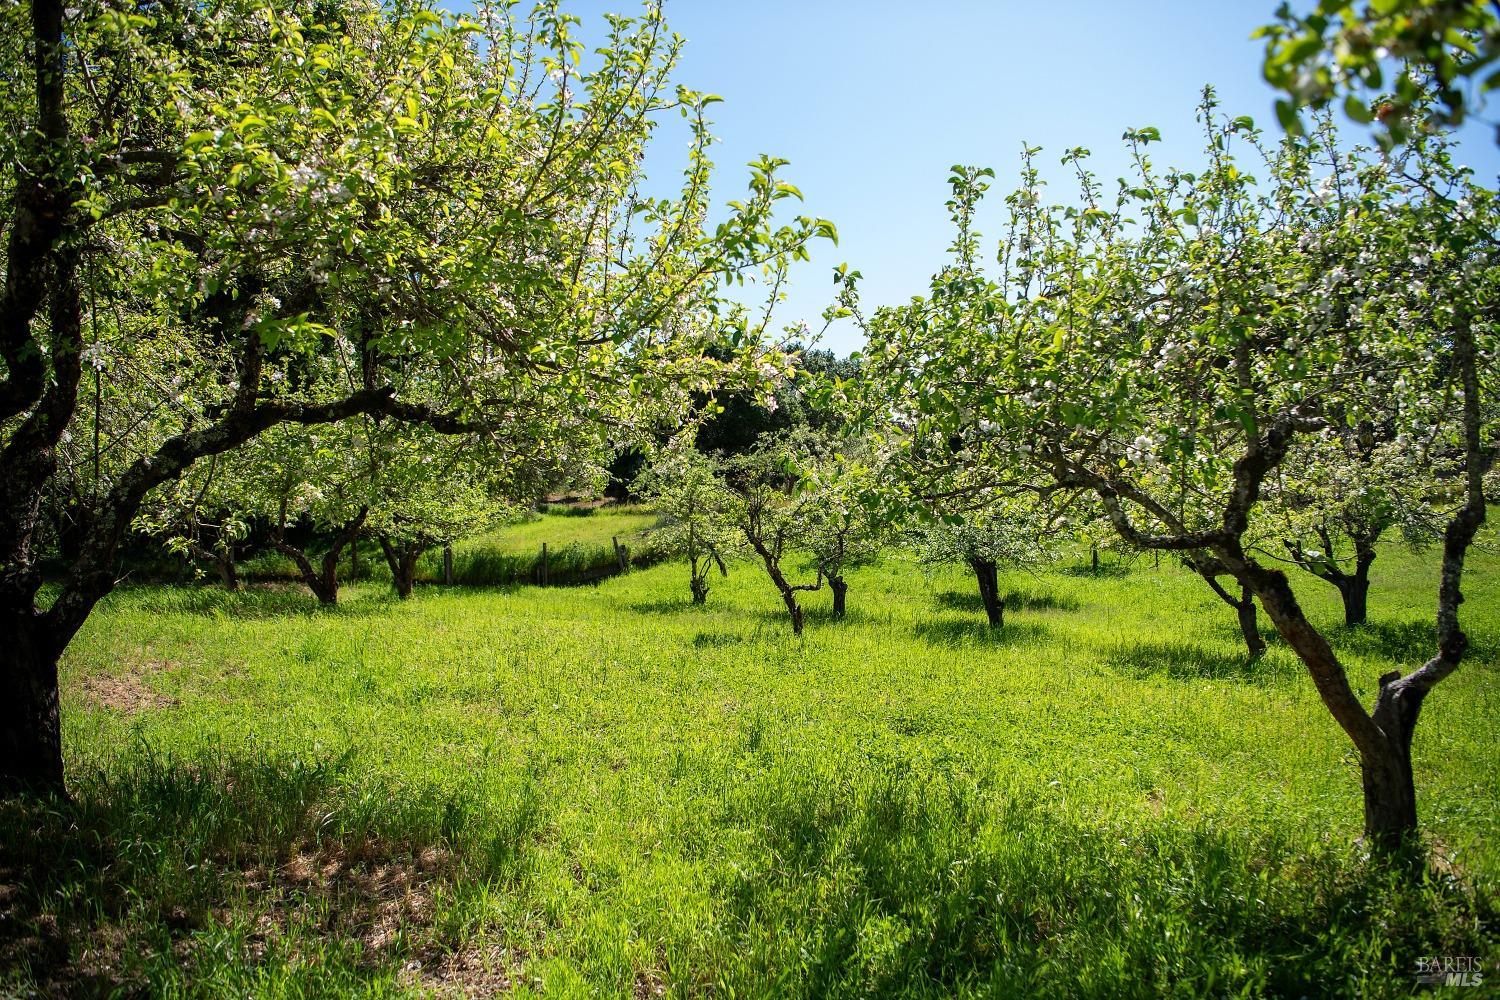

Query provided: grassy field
[3,539,1496,996]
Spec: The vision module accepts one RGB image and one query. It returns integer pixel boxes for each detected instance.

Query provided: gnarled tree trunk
[1244,563,1424,847]
[1341,538,1376,627]
[968,556,1003,629]
[744,530,810,635]
[1235,583,1263,656]
[378,533,428,599]
[187,540,239,591]
[1286,527,1379,627]
[0,612,65,796]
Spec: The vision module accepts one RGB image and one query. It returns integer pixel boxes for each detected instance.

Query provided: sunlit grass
[5,541,1495,996]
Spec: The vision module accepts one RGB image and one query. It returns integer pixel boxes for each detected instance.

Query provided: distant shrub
[539,503,602,518]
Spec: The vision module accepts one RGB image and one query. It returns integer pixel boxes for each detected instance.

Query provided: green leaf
[1274,99,1304,134]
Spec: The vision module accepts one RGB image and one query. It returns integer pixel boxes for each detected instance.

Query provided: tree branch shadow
[912,617,1050,648]
[1103,640,1292,683]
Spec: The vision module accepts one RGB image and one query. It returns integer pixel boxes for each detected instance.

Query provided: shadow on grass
[116,584,405,621]
[692,631,745,650]
[0,749,537,997]
[912,618,1049,648]
[709,767,1494,997]
[1104,639,1290,683]
[933,588,1081,615]
[1328,618,1447,665]
[628,597,707,616]
[1059,562,1132,578]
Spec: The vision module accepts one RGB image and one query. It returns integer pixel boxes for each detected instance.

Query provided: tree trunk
[377,534,422,599]
[308,572,338,606]
[785,596,805,635]
[273,508,366,606]
[1340,541,1376,627]
[1192,557,1264,658]
[830,576,848,619]
[1360,733,1418,849]
[392,561,415,598]
[0,613,65,796]
[1286,528,1379,628]
[1340,575,1370,627]
[1243,561,1425,850]
[1362,672,1424,849]
[690,560,709,604]
[1236,583,1265,657]
[217,553,240,591]
[746,539,805,634]
[968,556,1003,629]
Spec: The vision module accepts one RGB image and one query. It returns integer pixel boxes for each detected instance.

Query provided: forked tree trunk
[689,565,709,605]
[1192,557,1265,657]
[0,613,65,796]
[273,507,367,606]
[378,534,426,599]
[1339,573,1371,627]
[782,591,805,635]
[188,540,239,591]
[1362,745,1417,846]
[1287,530,1378,627]
[218,555,240,591]
[830,576,848,619]
[968,556,1003,629]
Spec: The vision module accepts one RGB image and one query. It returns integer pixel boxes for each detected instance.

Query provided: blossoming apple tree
[0,0,832,794]
[858,94,1496,848]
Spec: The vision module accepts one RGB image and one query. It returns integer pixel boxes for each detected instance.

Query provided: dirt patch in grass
[403,941,520,997]
[1,832,486,995]
[242,843,456,955]
[78,665,178,714]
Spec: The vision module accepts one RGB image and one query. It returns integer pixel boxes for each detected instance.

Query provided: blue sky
[546,2,1500,354]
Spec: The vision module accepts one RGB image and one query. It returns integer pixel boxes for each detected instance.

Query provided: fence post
[540,542,549,586]
[442,544,453,585]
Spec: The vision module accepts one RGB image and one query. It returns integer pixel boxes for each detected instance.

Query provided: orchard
[1,0,1496,994]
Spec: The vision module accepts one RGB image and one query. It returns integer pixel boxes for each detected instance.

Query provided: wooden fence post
[540,542,549,586]
[442,544,453,585]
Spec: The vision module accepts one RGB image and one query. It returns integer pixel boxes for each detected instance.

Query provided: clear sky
[518,1,1500,354]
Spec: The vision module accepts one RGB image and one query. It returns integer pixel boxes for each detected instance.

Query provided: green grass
[452,505,658,557]
[421,505,661,586]
[5,542,1496,996]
